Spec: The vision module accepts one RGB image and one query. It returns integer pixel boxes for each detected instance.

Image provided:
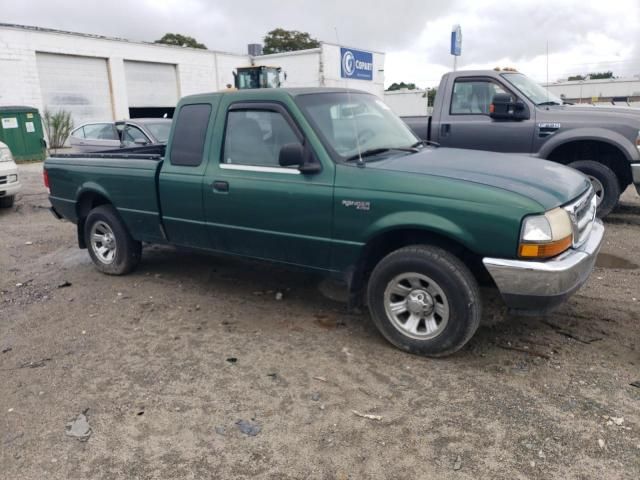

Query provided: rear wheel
[366,245,481,357]
[568,160,620,218]
[0,196,15,208]
[84,205,141,275]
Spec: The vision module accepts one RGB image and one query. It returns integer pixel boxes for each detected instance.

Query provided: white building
[544,77,640,106]
[383,89,432,116]
[0,23,385,125]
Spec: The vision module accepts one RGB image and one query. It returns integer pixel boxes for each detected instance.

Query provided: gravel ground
[1,162,639,479]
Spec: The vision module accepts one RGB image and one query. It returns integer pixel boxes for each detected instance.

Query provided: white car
[0,141,20,208]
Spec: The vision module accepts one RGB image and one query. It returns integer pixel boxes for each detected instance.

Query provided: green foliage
[262,28,320,54]
[154,33,207,49]
[588,71,614,79]
[426,88,437,106]
[43,110,73,150]
[567,74,586,81]
[386,82,418,91]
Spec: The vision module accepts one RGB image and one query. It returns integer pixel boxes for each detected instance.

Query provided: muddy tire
[568,160,620,218]
[0,195,14,208]
[366,245,481,357]
[84,205,142,275]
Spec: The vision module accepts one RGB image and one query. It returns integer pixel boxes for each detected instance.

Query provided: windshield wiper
[345,147,416,163]
[410,140,440,148]
[537,101,561,106]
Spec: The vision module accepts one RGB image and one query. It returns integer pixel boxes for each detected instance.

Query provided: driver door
[203,101,335,270]
[437,77,536,153]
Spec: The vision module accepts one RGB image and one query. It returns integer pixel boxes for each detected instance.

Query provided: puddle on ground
[596,253,638,270]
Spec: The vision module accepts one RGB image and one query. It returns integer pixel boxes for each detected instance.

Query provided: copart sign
[340,48,373,81]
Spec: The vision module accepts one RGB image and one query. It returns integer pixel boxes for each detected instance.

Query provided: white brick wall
[0,25,387,124]
[0,25,248,121]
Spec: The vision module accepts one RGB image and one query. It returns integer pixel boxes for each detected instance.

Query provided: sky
[2,0,639,88]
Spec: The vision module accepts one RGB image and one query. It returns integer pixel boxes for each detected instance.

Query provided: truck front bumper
[482,219,604,313]
[632,163,640,195]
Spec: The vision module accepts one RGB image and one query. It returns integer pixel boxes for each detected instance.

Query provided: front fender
[362,210,478,253]
[538,127,638,162]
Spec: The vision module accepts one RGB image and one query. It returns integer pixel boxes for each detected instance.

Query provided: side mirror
[278,143,321,173]
[490,93,529,120]
[279,143,304,167]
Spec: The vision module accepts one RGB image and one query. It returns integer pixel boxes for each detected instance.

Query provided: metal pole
[453,55,457,72]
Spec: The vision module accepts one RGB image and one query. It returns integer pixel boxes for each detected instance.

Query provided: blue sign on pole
[340,48,373,81]
[450,25,462,56]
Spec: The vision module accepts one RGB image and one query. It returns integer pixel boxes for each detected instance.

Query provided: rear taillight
[43,169,50,189]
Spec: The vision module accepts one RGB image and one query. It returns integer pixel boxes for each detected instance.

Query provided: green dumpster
[0,106,46,161]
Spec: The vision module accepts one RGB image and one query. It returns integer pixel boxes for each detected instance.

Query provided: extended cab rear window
[170,104,211,166]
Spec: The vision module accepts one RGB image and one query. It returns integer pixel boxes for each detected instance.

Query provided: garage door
[36,53,113,125]
[124,61,178,108]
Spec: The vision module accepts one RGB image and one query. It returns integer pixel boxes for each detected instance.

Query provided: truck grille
[0,176,7,185]
[564,187,597,248]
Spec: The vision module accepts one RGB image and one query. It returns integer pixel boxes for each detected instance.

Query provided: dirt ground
[1,162,639,479]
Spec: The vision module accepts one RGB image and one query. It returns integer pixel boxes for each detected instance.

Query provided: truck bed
[45,149,165,244]
[402,115,431,141]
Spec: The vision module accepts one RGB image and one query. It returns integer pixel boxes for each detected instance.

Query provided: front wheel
[568,160,620,218]
[84,205,142,275]
[366,245,481,357]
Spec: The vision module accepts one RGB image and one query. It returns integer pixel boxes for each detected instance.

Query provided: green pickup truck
[44,88,604,356]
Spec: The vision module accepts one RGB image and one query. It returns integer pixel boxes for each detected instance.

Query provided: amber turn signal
[518,235,572,259]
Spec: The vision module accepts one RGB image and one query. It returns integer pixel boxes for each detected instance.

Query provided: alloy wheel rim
[383,272,450,340]
[587,175,604,206]
[90,221,117,264]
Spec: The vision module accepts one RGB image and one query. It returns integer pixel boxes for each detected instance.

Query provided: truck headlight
[519,207,573,258]
[0,146,14,163]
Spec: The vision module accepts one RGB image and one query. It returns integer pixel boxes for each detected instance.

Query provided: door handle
[212,180,229,192]
[440,123,451,137]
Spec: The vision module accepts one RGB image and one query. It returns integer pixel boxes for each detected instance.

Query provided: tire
[568,160,620,218]
[84,205,142,275]
[0,196,14,208]
[366,245,481,357]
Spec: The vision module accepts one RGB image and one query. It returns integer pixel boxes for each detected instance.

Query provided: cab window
[451,80,511,115]
[223,109,301,167]
[169,104,212,167]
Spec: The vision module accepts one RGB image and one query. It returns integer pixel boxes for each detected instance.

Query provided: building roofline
[252,48,322,60]
[0,22,245,57]
[544,77,640,87]
[320,41,385,55]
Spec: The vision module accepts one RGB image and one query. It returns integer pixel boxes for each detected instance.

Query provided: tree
[263,28,320,54]
[386,82,418,91]
[567,74,586,81]
[425,88,437,107]
[588,71,614,79]
[154,33,207,49]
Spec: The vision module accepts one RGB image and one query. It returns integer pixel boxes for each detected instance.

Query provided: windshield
[502,73,564,105]
[143,122,172,143]
[295,92,418,161]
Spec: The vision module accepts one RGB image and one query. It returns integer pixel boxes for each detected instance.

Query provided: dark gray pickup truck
[403,70,640,217]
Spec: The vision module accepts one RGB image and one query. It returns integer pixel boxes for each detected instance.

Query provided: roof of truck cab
[179,87,372,104]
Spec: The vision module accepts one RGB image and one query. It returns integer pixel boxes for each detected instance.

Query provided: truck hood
[367,148,590,209]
